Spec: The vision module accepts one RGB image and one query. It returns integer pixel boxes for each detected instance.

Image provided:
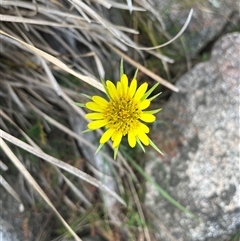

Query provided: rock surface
[153,0,239,57]
[145,32,240,241]
[0,186,25,241]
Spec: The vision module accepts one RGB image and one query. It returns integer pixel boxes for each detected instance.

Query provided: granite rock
[145,32,240,241]
[0,186,26,241]
[152,0,239,57]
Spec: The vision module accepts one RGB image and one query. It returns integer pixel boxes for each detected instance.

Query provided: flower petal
[137,130,150,146]
[117,81,123,96]
[86,102,105,112]
[106,80,117,99]
[112,132,123,148]
[139,122,150,133]
[139,99,150,110]
[121,74,128,94]
[100,128,115,144]
[128,131,136,148]
[92,96,108,107]
[129,79,137,98]
[140,113,156,122]
[87,120,108,130]
[134,82,148,101]
[85,113,104,120]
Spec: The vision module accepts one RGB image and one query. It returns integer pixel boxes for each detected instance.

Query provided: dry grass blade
[39,57,62,95]
[135,0,166,30]
[0,14,87,28]
[127,175,151,241]
[110,45,179,92]
[146,49,175,63]
[0,137,82,241]
[7,84,27,112]
[58,170,92,207]
[1,1,85,21]
[0,174,24,208]
[0,30,105,92]
[0,110,40,150]
[110,8,194,51]
[0,0,192,238]
[126,0,133,13]
[0,160,8,171]
[0,129,126,206]
[93,53,105,79]
[106,1,145,11]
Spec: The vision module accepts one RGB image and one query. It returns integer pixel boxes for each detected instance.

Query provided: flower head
[84,64,162,158]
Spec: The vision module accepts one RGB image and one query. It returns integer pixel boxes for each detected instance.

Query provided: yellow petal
[92,96,108,107]
[132,128,138,136]
[134,83,148,101]
[100,128,114,144]
[87,120,108,130]
[140,113,156,123]
[128,131,136,148]
[139,99,150,110]
[117,81,123,96]
[129,79,137,98]
[86,102,105,112]
[137,130,150,146]
[112,132,123,148]
[106,80,117,99]
[139,122,150,133]
[121,74,128,94]
[85,113,104,120]
[111,131,116,141]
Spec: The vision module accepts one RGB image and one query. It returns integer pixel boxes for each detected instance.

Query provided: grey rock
[152,0,239,57]
[0,187,26,241]
[0,180,45,241]
[145,32,240,241]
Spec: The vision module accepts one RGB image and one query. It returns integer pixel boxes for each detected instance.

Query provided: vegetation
[2,0,237,240]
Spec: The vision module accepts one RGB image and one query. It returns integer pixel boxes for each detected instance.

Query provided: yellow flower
[84,65,162,158]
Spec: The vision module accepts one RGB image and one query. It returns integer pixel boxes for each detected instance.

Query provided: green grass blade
[136,138,145,152]
[80,93,92,100]
[148,92,162,101]
[114,146,119,159]
[230,230,240,241]
[133,68,139,80]
[141,83,159,101]
[100,78,110,99]
[120,58,124,76]
[74,102,85,107]
[82,129,94,134]
[149,139,163,155]
[95,143,104,154]
[144,108,162,115]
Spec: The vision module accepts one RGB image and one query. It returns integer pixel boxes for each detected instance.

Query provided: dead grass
[0,1,193,240]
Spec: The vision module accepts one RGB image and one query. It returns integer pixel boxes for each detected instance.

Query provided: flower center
[104,95,141,135]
